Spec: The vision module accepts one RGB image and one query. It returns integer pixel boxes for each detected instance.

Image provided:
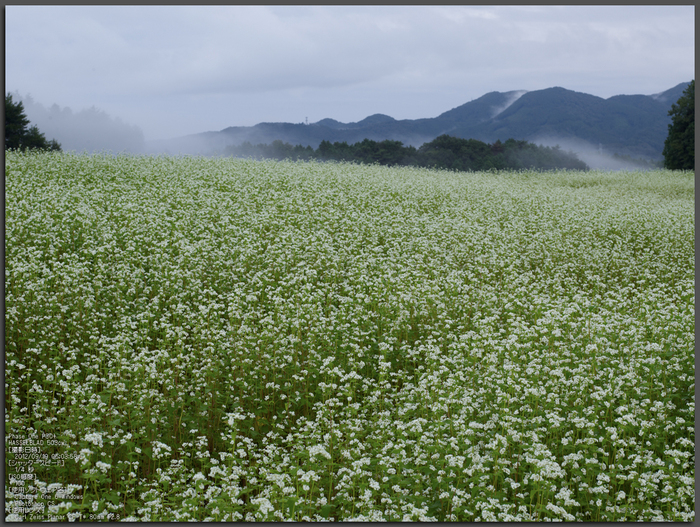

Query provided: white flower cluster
[4,152,694,521]
[83,432,104,448]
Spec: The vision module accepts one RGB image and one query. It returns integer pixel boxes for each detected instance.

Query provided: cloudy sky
[5,5,695,141]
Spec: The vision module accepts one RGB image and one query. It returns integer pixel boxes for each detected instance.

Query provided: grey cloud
[5,6,694,141]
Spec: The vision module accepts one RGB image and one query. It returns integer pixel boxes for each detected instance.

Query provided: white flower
[251,497,274,517]
[308,444,331,460]
[84,432,104,448]
[95,461,111,474]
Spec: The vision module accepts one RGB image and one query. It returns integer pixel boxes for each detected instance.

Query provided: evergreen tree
[5,93,61,151]
[662,80,694,170]
[5,93,30,150]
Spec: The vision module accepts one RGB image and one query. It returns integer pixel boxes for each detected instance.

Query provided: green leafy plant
[5,151,694,521]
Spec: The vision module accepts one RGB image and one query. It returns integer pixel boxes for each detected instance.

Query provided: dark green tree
[5,93,61,151]
[374,140,405,165]
[223,133,587,171]
[317,140,335,160]
[662,80,694,170]
[5,93,30,150]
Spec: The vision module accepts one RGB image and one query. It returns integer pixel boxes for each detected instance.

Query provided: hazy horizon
[6,6,695,143]
[9,82,686,170]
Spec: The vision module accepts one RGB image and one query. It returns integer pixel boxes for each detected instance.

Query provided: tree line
[5,94,61,152]
[223,135,591,171]
[6,82,693,169]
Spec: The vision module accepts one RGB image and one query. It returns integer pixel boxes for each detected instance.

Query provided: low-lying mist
[11,93,667,170]
[532,136,663,171]
[13,93,146,154]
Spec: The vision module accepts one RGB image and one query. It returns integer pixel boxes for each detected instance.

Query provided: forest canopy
[223,135,589,171]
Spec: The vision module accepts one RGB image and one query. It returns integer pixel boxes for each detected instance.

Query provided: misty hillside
[147,82,690,161]
[650,82,690,105]
[15,94,145,154]
[468,87,675,159]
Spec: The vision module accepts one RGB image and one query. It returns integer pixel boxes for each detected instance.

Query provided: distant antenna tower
[305,117,308,125]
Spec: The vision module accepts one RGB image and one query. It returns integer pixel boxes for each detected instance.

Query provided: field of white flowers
[5,151,694,521]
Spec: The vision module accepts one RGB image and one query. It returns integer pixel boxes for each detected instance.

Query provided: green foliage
[5,93,30,150]
[5,93,61,152]
[5,153,694,521]
[224,135,588,171]
[662,80,694,170]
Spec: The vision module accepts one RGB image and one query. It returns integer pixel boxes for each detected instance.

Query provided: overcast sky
[5,5,695,141]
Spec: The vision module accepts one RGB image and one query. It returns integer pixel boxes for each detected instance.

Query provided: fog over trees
[223,135,590,172]
[5,93,61,152]
[11,93,145,154]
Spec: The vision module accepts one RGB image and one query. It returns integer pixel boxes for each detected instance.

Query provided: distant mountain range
[146,82,690,161]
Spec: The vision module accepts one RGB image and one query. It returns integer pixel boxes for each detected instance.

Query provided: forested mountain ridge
[146,82,690,160]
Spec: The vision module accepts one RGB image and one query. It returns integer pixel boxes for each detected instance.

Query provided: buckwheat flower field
[5,151,694,521]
